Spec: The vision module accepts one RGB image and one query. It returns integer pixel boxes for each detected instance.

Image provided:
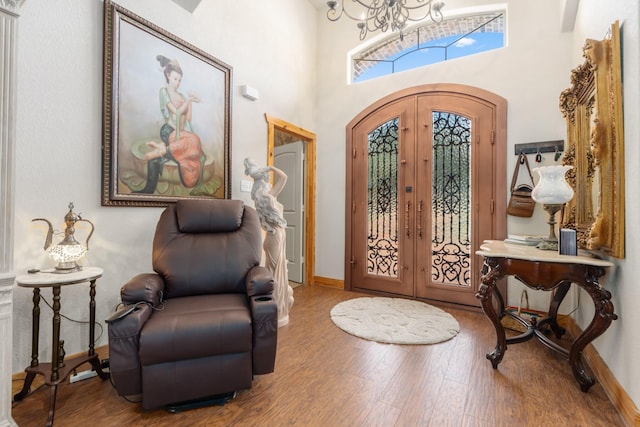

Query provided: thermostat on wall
[241,85,259,101]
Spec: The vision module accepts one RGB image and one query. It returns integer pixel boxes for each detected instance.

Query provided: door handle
[405,200,411,238]
[417,200,423,239]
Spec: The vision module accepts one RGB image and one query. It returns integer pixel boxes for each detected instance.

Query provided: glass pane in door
[367,118,399,277]
[431,112,471,287]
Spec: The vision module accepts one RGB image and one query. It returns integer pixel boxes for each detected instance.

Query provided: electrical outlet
[240,179,253,192]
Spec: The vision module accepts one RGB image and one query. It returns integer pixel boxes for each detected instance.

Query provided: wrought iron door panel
[430,111,472,288]
[367,117,399,277]
[351,99,415,296]
[415,94,495,306]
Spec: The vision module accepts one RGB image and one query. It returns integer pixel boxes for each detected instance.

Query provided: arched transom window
[352,12,505,83]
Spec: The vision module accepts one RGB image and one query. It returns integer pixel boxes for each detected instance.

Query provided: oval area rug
[330,297,460,345]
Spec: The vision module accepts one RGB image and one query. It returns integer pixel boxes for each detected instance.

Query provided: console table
[13,266,109,427]
[475,240,616,392]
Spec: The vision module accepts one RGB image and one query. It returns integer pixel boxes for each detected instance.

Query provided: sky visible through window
[355,32,504,83]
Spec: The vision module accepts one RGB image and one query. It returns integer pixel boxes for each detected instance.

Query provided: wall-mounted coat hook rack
[514,140,564,157]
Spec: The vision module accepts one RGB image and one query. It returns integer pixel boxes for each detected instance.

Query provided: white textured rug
[330,297,460,345]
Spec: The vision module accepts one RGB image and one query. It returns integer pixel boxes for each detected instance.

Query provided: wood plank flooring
[12,285,624,426]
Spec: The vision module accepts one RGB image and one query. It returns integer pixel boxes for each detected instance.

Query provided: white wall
[572,0,640,409]
[12,0,317,372]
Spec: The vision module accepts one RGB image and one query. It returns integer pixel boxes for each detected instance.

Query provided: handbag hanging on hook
[506,153,536,217]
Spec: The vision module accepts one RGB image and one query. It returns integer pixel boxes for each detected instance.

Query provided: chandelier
[326,0,445,40]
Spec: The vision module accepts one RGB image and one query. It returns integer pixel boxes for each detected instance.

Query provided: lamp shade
[531,165,574,205]
[46,240,87,269]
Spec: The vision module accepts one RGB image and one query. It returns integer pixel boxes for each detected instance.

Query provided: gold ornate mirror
[560,21,624,258]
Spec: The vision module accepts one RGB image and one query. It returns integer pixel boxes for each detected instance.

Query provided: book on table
[504,234,546,246]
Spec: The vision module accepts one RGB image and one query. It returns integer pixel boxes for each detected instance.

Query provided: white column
[0,1,25,426]
[0,276,15,427]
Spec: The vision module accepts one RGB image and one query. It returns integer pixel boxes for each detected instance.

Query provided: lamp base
[53,262,83,274]
[536,203,563,251]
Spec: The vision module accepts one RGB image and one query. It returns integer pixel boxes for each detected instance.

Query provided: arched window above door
[352,11,505,83]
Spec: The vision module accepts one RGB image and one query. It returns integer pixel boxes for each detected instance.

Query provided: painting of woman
[103,7,231,205]
[136,55,205,193]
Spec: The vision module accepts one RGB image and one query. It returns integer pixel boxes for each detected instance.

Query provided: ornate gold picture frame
[560,21,624,258]
[102,0,232,207]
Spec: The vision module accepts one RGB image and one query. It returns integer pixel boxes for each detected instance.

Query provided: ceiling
[171,0,326,13]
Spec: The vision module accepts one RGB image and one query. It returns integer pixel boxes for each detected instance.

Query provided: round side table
[13,266,109,427]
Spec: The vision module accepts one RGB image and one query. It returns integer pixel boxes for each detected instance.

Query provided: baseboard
[312,276,344,289]
[559,315,640,426]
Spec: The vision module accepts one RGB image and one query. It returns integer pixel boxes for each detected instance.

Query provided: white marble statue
[244,158,294,327]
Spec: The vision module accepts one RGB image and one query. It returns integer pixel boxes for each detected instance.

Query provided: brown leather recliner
[106,199,278,410]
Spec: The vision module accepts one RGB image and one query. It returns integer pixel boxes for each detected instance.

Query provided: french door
[346,85,506,307]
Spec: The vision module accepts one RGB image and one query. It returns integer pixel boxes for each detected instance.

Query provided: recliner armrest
[246,266,275,296]
[246,267,278,375]
[249,293,278,375]
[107,302,153,397]
[121,273,165,307]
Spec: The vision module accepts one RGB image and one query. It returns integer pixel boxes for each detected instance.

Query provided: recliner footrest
[166,391,237,413]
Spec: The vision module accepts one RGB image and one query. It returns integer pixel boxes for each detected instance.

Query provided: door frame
[345,83,508,305]
[265,114,316,286]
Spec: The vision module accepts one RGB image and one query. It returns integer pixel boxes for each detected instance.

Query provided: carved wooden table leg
[476,257,506,368]
[47,385,58,427]
[569,266,618,392]
[87,279,109,380]
[14,288,41,401]
[51,285,62,382]
[89,279,97,356]
[31,288,41,367]
[539,281,571,339]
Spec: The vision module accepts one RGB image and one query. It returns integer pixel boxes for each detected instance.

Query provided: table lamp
[531,166,574,251]
[32,203,94,273]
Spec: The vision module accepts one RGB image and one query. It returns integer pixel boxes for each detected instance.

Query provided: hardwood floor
[12,285,624,426]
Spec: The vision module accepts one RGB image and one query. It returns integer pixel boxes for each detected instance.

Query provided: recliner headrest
[176,199,245,233]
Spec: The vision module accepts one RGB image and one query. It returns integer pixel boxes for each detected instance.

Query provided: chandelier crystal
[326,0,445,40]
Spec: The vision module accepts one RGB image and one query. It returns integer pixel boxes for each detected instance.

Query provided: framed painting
[102,0,232,206]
